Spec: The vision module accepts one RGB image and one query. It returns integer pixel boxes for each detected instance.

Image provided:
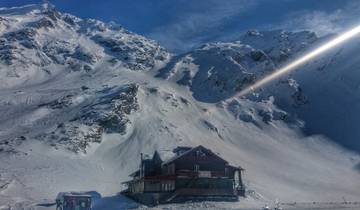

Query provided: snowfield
[0,3,360,210]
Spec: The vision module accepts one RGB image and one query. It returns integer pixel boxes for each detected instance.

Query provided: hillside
[0,4,359,210]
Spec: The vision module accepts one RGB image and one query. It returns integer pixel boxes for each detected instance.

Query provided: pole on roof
[140,153,143,178]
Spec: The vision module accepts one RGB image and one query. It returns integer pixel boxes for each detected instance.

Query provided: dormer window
[173,146,192,156]
[196,149,205,157]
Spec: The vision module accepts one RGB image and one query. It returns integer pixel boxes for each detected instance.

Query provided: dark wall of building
[176,178,233,189]
[173,149,227,172]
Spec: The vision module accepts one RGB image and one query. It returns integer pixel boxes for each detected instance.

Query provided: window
[169,164,175,174]
[80,201,86,207]
[167,164,175,174]
[195,149,206,157]
[162,181,174,191]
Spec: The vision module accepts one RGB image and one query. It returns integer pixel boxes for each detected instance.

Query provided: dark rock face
[4,28,37,42]
[177,70,192,86]
[202,120,223,139]
[38,84,139,153]
[90,84,139,133]
[189,44,275,103]
[225,98,299,127]
[0,28,41,68]
[71,46,98,64]
[250,50,266,62]
[29,17,55,29]
[39,94,75,109]
[92,34,168,71]
[0,5,169,88]
[239,30,318,63]
[291,88,309,107]
[0,136,27,155]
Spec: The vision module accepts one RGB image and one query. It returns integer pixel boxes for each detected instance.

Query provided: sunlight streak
[235,24,360,98]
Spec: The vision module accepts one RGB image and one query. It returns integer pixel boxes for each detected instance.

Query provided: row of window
[161,182,175,191]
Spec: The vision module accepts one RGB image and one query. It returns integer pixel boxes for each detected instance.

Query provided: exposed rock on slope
[157,42,275,102]
[0,4,360,210]
[0,4,169,88]
[37,84,139,153]
[157,30,319,106]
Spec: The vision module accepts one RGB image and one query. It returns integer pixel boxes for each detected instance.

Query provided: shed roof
[56,192,92,200]
[162,145,228,166]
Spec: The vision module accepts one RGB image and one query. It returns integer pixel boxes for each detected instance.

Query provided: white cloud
[148,0,257,52]
[276,1,360,36]
[148,0,360,52]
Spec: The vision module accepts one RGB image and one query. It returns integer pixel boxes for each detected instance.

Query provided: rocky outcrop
[0,4,169,88]
[37,84,139,153]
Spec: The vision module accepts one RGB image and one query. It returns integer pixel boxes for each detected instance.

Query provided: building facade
[122,145,245,205]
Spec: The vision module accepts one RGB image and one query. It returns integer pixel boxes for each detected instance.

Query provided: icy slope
[280,38,360,151]
[0,4,169,89]
[0,4,360,210]
[160,29,360,151]
[156,30,317,107]
[1,66,359,209]
[237,30,360,151]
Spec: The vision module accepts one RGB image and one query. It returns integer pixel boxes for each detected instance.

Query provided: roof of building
[56,192,92,200]
[161,145,228,166]
[127,145,244,178]
[173,146,192,153]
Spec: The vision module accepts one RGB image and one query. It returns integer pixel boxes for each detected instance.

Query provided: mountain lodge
[122,145,245,206]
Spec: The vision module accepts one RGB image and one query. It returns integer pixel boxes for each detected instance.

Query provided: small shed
[56,192,92,210]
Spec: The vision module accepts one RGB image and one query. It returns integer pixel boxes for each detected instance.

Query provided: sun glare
[235,24,360,98]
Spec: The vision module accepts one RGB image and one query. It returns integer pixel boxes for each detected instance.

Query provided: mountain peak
[1,3,360,209]
[0,5,169,88]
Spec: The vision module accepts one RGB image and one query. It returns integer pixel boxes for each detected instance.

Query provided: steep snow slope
[2,63,360,209]
[157,30,318,106]
[160,29,360,151]
[0,4,169,89]
[237,30,360,151]
[0,4,360,210]
[280,39,360,151]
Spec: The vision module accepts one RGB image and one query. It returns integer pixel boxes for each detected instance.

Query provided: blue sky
[1,0,359,52]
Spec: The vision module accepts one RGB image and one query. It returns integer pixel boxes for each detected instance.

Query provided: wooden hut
[122,145,245,206]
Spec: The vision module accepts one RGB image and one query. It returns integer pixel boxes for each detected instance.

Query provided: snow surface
[0,3,360,210]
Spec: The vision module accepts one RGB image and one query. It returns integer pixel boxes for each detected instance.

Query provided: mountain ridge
[0,4,360,209]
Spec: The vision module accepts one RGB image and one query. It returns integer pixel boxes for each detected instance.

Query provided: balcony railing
[175,170,229,178]
[175,188,236,196]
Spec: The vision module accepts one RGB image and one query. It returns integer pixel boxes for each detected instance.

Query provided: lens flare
[235,24,360,98]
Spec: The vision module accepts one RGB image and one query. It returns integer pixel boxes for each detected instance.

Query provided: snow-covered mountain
[158,29,360,151]
[0,4,360,210]
[0,4,169,89]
